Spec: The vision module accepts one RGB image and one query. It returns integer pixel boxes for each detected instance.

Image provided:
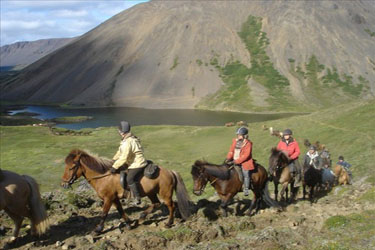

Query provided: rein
[86,172,112,182]
[67,157,112,184]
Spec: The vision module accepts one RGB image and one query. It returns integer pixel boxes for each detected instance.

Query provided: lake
[10,106,305,129]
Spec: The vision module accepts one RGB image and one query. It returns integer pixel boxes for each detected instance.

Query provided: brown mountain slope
[1,1,375,111]
[0,38,75,69]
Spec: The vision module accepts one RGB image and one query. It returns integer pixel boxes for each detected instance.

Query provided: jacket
[112,133,148,169]
[277,138,300,160]
[226,138,255,171]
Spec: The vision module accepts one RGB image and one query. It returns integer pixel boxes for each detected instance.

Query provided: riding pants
[127,168,144,186]
[242,168,251,190]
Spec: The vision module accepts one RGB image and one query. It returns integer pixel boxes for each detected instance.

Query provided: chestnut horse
[191,160,279,217]
[61,149,192,233]
[268,148,298,202]
[333,165,351,185]
[0,170,50,242]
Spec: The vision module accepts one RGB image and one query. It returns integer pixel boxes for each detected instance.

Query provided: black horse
[302,163,323,202]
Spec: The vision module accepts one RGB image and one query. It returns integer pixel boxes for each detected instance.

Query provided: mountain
[0,38,75,69]
[1,1,375,111]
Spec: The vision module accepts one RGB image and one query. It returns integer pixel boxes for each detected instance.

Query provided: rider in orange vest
[277,129,302,186]
[226,127,254,196]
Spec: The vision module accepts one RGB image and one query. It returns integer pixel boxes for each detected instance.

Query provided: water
[10,106,305,129]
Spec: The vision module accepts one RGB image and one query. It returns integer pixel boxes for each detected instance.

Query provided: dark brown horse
[302,163,323,202]
[268,148,298,202]
[191,160,279,217]
[61,149,192,233]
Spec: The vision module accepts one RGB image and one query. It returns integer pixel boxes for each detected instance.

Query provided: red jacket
[277,138,300,160]
[227,138,255,170]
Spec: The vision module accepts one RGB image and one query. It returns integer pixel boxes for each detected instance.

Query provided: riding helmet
[236,126,248,135]
[119,121,131,133]
[283,128,293,135]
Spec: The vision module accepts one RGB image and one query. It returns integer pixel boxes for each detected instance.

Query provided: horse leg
[6,210,23,241]
[274,181,278,202]
[139,194,161,223]
[309,185,314,202]
[220,194,232,217]
[94,198,112,233]
[303,184,306,200]
[280,182,288,201]
[247,191,257,216]
[164,197,175,228]
[113,198,132,230]
[285,186,289,201]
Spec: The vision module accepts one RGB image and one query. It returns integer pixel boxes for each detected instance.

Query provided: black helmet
[283,129,293,135]
[338,155,344,160]
[309,145,316,151]
[236,127,248,135]
[119,121,131,133]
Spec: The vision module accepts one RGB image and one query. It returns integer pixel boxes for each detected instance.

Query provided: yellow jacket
[112,133,147,169]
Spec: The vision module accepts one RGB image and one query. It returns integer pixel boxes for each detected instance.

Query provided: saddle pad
[144,161,160,179]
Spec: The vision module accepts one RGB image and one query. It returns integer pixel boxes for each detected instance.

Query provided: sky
[0,0,148,46]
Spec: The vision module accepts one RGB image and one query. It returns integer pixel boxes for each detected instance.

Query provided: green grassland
[1,100,374,194]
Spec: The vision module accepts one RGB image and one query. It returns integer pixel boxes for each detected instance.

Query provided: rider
[110,121,148,205]
[277,129,302,186]
[303,145,323,169]
[337,156,352,183]
[225,127,255,196]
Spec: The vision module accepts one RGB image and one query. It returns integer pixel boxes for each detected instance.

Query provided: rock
[85,235,95,244]
[62,245,69,250]
[55,241,63,247]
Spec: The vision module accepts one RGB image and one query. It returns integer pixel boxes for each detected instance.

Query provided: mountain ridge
[1,1,374,111]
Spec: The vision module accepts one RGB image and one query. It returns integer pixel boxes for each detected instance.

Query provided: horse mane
[192,160,231,180]
[270,147,289,162]
[66,149,113,174]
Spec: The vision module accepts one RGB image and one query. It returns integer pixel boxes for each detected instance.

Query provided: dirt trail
[1,179,374,250]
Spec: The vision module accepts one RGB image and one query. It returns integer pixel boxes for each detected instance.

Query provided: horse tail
[23,175,50,235]
[261,180,281,209]
[171,171,193,220]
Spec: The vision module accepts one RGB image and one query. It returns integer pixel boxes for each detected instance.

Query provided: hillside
[1,1,375,111]
[1,100,374,249]
[0,38,75,69]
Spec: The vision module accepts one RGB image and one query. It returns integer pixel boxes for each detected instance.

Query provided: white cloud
[0,0,148,46]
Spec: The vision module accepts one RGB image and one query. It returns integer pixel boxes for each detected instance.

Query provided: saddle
[120,160,160,190]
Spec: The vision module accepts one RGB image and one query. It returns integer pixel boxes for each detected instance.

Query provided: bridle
[66,157,82,186]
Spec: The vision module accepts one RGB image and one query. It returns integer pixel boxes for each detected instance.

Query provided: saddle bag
[144,160,160,179]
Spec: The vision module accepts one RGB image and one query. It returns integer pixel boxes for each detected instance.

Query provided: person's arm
[113,148,121,161]
[226,139,236,160]
[290,141,300,160]
[276,141,283,151]
[112,140,132,169]
[234,142,251,165]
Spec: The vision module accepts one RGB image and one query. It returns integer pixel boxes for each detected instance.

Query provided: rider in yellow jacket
[111,121,147,205]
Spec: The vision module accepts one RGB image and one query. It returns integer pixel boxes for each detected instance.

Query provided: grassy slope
[1,100,374,194]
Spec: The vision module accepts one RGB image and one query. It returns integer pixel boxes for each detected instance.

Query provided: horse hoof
[94,225,103,234]
[164,222,173,228]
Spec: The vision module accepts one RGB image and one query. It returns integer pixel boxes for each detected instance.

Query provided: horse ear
[271,147,277,153]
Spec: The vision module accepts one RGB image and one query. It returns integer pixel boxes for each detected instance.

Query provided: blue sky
[0,0,148,46]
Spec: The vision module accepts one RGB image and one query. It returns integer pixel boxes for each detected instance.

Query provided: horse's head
[61,149,85,189]
[191,160,209,196]
[269,148,289,176]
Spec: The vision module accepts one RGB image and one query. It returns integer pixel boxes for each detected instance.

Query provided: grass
[170,56,179,70]
[1,99,374,195]
[365,28,375,37]
[52,116,93,123]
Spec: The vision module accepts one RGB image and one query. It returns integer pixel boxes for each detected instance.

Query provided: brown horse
[191,160,279,217]
[0,170,50,242]
[333,165,350,185]
[61,149,192,233]
[268,148,298,202]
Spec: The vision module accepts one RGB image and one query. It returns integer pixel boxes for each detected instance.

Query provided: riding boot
[128,183,142,205]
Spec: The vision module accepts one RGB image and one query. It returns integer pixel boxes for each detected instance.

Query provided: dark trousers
[126,168,144,186]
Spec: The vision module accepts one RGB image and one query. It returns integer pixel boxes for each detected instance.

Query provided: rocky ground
[1,179,375,250]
